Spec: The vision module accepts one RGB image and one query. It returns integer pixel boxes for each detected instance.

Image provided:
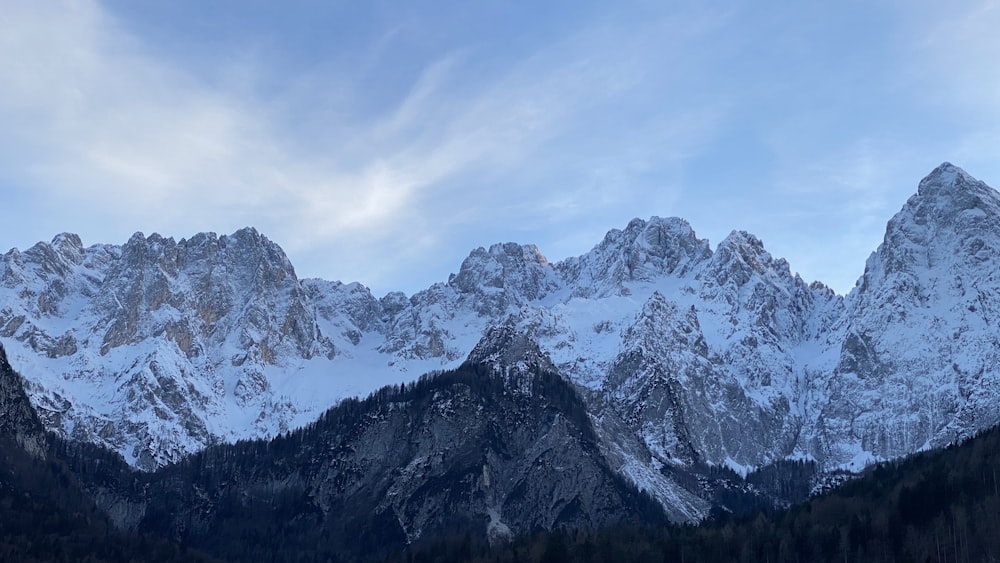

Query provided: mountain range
[2,162,999,533]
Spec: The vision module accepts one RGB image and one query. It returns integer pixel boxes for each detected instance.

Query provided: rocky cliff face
[0,228,333,469]
[2,163,999,522]
[0,345,675,557]
[813,163,1000,466]
[556,217,712,297]
[0,345,47,458]
[117,361,675,557]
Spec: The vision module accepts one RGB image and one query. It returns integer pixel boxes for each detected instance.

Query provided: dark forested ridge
[0,345,664,561]
[122,362,666,561]
[0,345,218,562]
[0,439,221,562]
[4,339,1000,562]
[392,425,1000,563]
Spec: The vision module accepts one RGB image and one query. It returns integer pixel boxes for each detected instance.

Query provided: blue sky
[2,1,998,295]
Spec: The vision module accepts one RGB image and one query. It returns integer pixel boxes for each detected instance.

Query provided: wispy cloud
[25,1,983,298]
[0,1,732,293]
[0,2,280,217]
[891,0,1000,178]
[902,0,1000,112]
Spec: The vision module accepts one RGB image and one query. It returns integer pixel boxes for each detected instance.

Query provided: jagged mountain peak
[121,226,291,264]
[908,162,1000,224]
[717,229,763,250]
[442,242,562,319]
[703,229,794,291]
[855,164,1000,296]
[623,292,706,357]
[109,228,302,307]
[558,216,712,296]
[220,226,291,261]
[626,215,699,241]
[19,232,88,278]
[489,241,549,263]
[713,230,774,268]
[450,242,552,291]
[611,216,710,266]
[825,165,1000,464]
[50,232,85,258]
[465,318,556,376]
[122,226,277,249]
[917,162,993,198]
[0,226,337,468]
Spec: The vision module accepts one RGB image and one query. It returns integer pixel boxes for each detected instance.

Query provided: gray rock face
[95,228,330,361]
[604,294,709,465]
[0,228,333,469]
[466,319,557,376]
[0,345,47,458]
[812,163,1000,466]
[558,216,712,297]
[451,243,560,310]
[128,363,668,553]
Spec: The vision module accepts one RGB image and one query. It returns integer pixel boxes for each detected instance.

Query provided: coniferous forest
[3,348,1000,562]
[388,424,1000,563]
[3,409,1000,562]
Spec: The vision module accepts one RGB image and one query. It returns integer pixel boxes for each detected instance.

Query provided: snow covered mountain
[1,162,998,521]
[814,163,1000,464]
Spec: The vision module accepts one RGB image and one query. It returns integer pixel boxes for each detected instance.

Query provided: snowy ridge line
[0,163,998,519]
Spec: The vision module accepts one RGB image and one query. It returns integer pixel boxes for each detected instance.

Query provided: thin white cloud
[0,2,282,215]
[904,0,1000,113]
[0,1,736,293]
[891,0,1000,180]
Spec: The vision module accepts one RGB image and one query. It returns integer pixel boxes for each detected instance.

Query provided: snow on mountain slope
[812,162,1000,467]
[1,229,341,468]
[1,163,998,518]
